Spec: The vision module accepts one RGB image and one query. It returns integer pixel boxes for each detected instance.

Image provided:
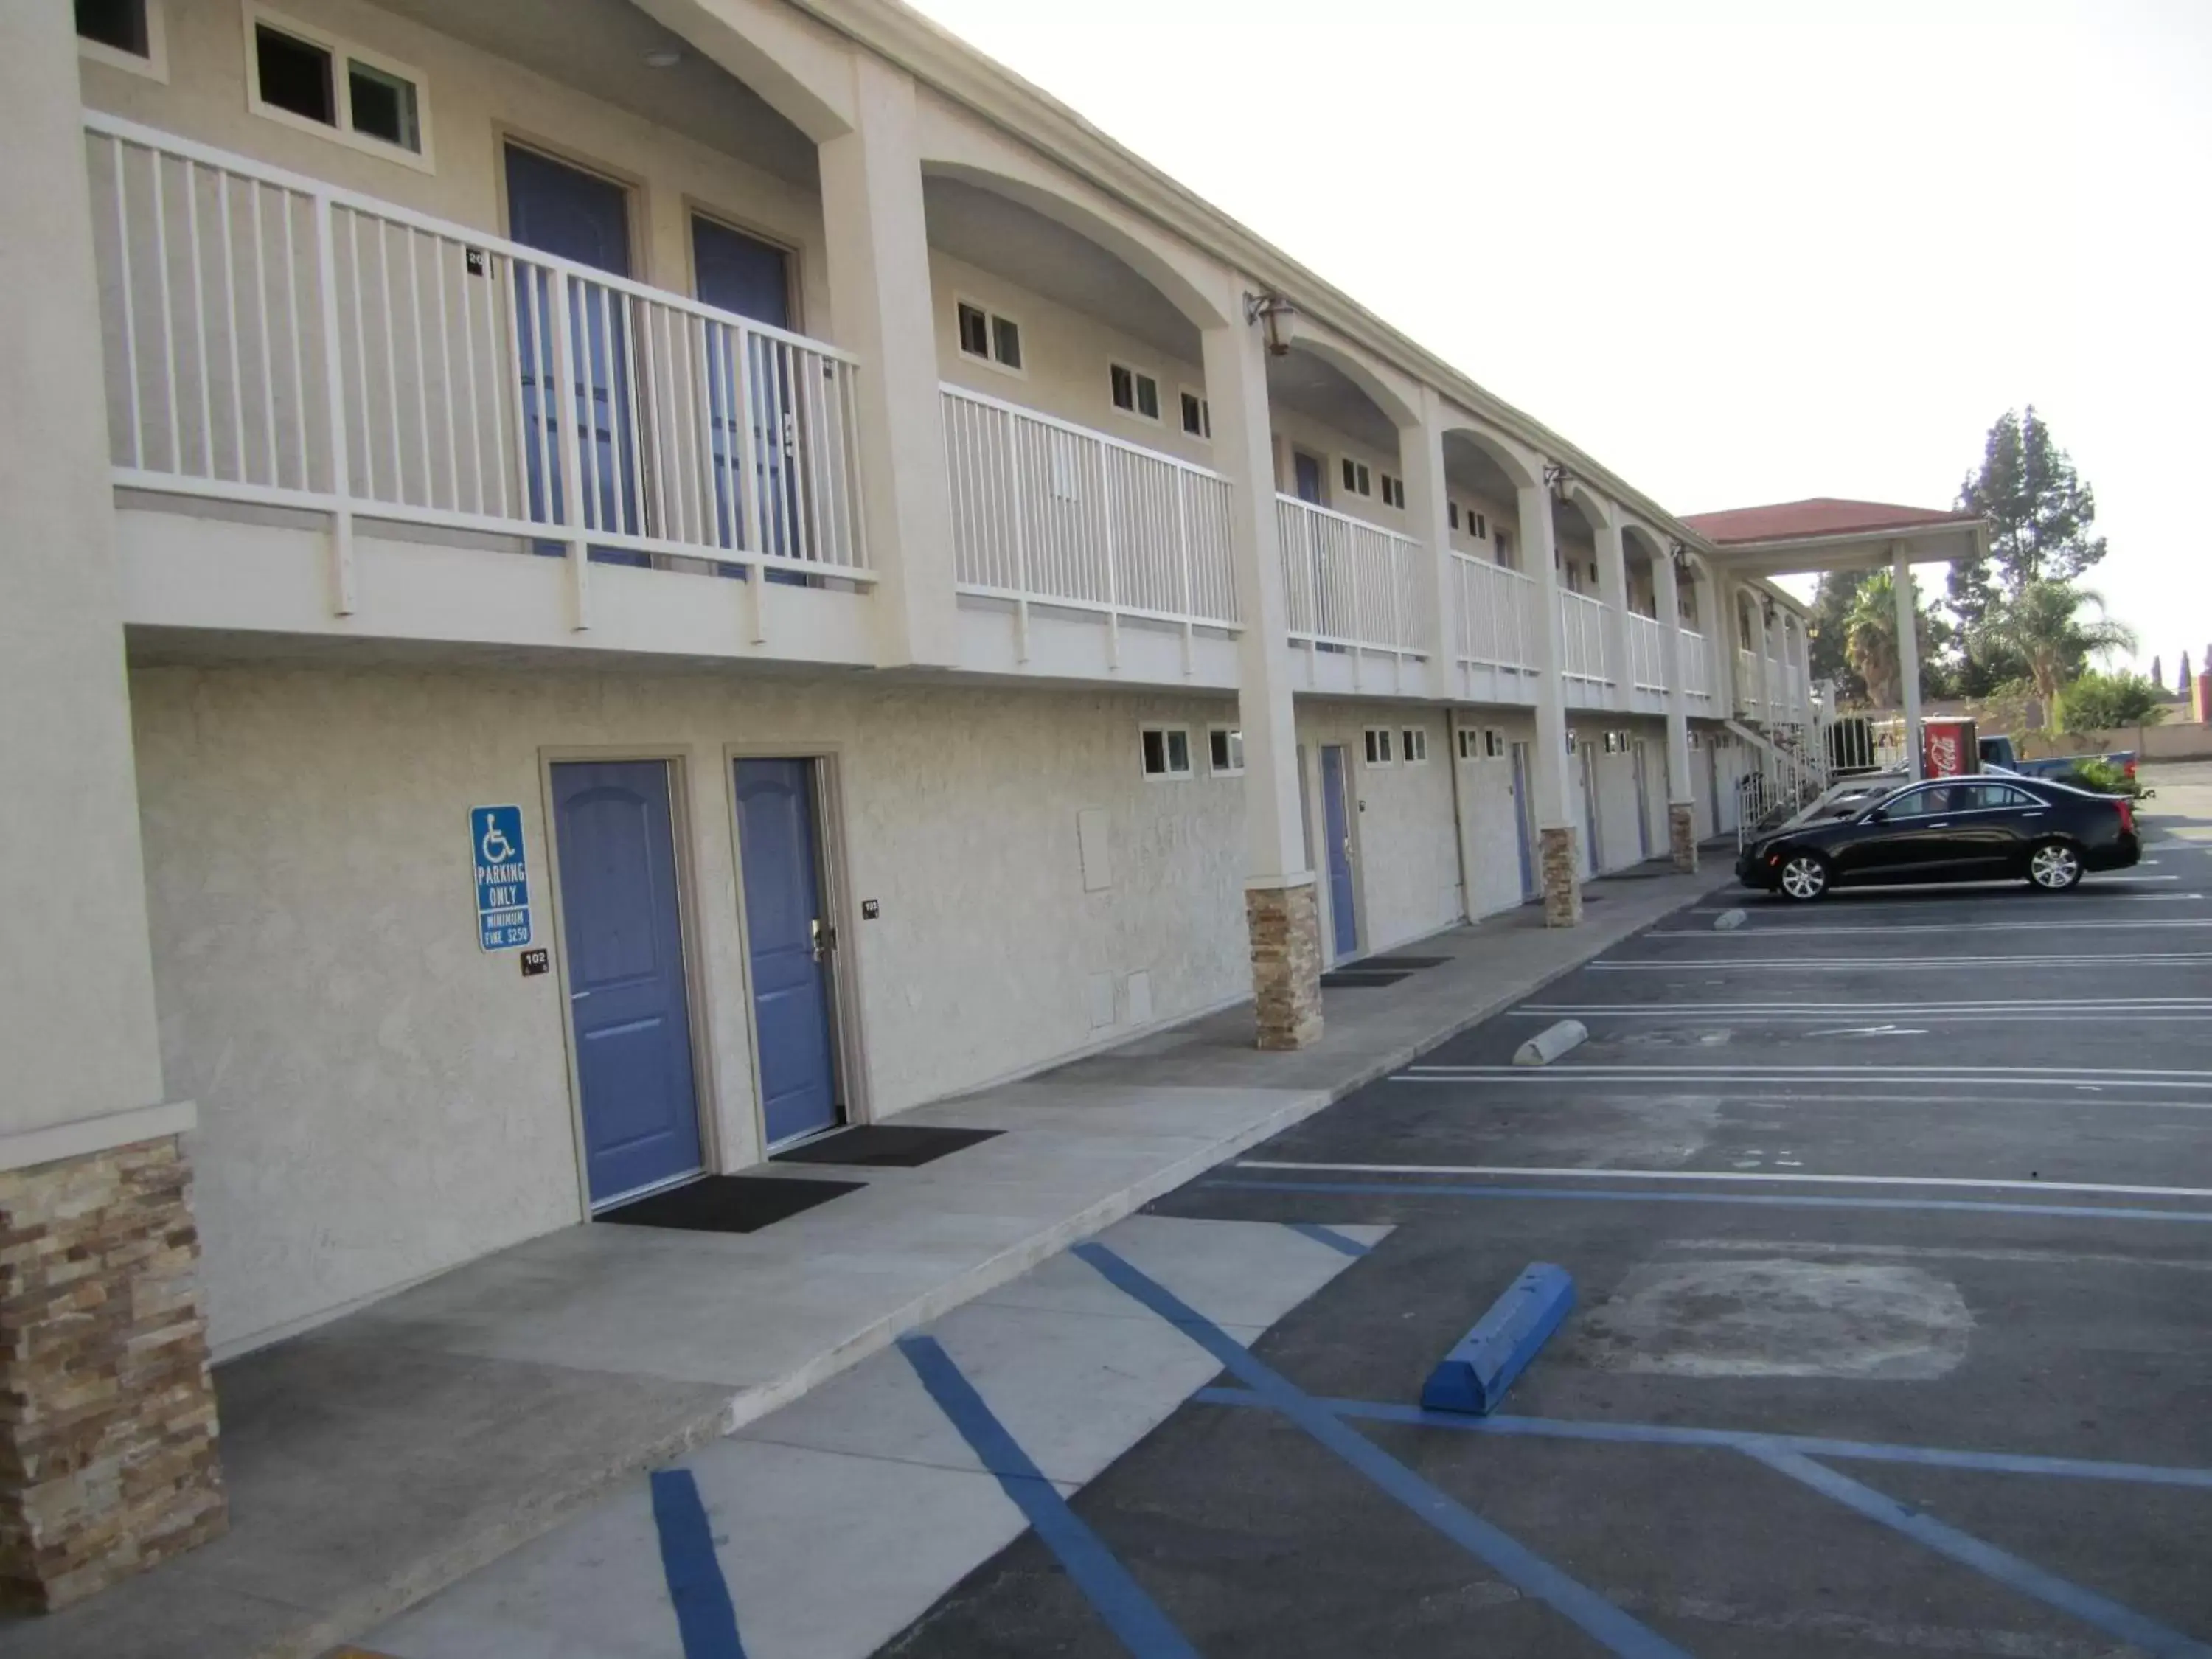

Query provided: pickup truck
[1978,734,2138,790]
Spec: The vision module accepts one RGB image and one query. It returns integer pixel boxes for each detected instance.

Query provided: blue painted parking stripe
[650,1468,746,1659]
[1074,1243,1691,1659]
[1285,1221,1370,1258]
[1745,1448,2212,1659]
[1189,1388,2212,1490]
[897,1335,1200,1659]
[1205,1178,2212,1225]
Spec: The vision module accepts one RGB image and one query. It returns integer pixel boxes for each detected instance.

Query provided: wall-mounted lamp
[1762,596,1779,627]
[1543,462,1573,501]
[1669,539,1692,578]
[1245,291,1295,356]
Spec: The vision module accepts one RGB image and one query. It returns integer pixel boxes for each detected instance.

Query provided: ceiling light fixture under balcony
[642,48,684,69]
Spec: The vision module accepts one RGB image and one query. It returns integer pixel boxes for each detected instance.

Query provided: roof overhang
[1699,517,1989,579]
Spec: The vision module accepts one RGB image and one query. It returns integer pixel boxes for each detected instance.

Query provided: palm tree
[1843,571,1902,709]
[1972,582,2138,706]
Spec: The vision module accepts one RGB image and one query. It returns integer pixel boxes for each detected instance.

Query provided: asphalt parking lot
[884,765,2212,1659]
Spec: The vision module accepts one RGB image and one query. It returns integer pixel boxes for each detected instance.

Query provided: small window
[1457,728,1478,760]
[1402,728,1428,764]
[1486,728,1506,758]
[1688,730,1702,751]
[1180,390,1211,439]
[1140,726,1192,780]
[1207,727,1245,776]
[957,302,990,359]
[1110,363,1159,421]
[247,10,428,162]
[1380,473,1406,510]
[79,0,151,58]
[1363,728,1394,766]
[1475,512,1489,540]
[1341,459,1373,497]
[255,23,335,125]
[1447,501,1461,531]
[956,299,1023,372]
[1495,528,1514,567]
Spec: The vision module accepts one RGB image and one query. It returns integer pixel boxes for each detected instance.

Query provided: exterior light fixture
[643,48,684,68]
[1669,538,1692,577]
[1245,291,1295,356]
[1762,596,1779,626]
[1544,462,1573,501]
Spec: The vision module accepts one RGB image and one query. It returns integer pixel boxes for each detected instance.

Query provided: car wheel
[1777,852,1829,902]
[2027,840,2084,891]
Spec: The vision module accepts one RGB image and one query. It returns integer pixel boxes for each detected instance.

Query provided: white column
[1652,550,1693,800]
[1520,480,1577,830]
[1893,543,1924,779]
[1206,314,1306,886]
[1591,505,1630,710]
[818,55,959,669]
[0,2,170,1157]
[1400,387,1456,702]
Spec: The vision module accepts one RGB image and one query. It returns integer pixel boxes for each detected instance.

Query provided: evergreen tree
[2184,651,2196,695]
[1951,407,2108,623]
[2150,654,2163,691]
[1808,570,1868,701]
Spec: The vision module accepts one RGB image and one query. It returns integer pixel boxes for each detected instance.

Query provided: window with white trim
[1401,728,1428,764]
[1363,728,1394,765]
[1457,728,1479,760]
[1485,728,1506,758]
[1380,473,1406,510]
[1341,459,1372,497]
[1473,511,1489,540]
[1207,727,1245,776]
[246,7,428,163]
[1448,501,1461,531]
[1140,726,1192,779]
[1109,364,1160,422]
[956,300,1023,372]
[1179,389,1211,439]
[79,0,166,77]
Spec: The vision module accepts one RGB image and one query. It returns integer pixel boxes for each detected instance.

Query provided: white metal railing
[1276,495,1425,658]
[1558,588,1610,683]
[1453,553,1538,672]
[84,113,869,618]
[941,384,1237,657]
[1736,647,1764,712]
[1626,611,1668,692]
[1680,627,1711,697]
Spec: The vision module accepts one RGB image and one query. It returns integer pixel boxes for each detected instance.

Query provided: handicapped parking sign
[470,804,533,951]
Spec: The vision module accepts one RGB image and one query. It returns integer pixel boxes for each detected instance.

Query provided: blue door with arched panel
[734,759,841,1145]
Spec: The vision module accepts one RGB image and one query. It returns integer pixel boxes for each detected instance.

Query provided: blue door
[505,145,642,565]
[1293,451,1324,504]
[1580,742,1604,874]
[734,759,841,1146]
[692,215,810,583]
[1319,745,1357,960]
[1509,741,1537,900]
[552,761,703,1205]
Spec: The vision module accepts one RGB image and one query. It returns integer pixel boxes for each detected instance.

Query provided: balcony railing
[1453,553,1538,672]
[1626,611,1668,692]
[942,384,1238,652]
[1681,627,1711,697]
[83,114,869,617]
[1558,588,1610,684]
[1736,647,1764,712]
[1276,496,1425,660]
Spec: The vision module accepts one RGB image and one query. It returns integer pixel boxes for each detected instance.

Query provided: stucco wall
[130,658,1251,1352]
[1296,700,1459,955]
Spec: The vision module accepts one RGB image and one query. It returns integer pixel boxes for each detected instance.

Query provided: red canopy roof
[1680,498,1981,546]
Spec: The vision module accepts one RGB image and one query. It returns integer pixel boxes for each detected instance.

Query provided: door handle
[810,918,836,961]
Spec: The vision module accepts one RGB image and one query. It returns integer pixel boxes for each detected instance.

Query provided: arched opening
[1439,430,1531,569]
[1622,523,1672,622]
[1551,491,1605,599]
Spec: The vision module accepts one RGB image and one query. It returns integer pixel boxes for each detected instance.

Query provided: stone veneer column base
[1246,880,1324,1051]
[0,1134,226,1613]
[1539,827,1583,928]
[1669,802,1699,873]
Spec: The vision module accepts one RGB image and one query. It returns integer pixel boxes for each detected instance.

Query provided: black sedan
[1737,775,2140,902]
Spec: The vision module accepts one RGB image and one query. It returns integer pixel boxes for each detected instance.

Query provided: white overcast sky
[907,0,2211,681]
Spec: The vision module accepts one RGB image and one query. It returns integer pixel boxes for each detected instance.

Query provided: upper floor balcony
[86,113,877,661]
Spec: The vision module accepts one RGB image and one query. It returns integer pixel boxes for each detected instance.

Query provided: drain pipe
[1447,708,1475,922]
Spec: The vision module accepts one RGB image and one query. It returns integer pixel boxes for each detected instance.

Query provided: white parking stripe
[1590,955,2212,971]
[1234,1160,2212,1201]
[1650,919,2212,937]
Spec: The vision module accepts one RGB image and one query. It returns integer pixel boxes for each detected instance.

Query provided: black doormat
[1356,955,1447,970]
[773,1125,1002,1168]
[599,1174,860,1234]
[1320,970,1412,988]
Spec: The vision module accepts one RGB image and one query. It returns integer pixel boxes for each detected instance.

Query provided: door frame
[684,200,804,333]
[723,742,869,1150]
[538,746,719,1219]
[493,130,647,279]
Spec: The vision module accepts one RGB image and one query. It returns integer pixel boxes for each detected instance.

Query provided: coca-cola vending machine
[1921,717,1977,779]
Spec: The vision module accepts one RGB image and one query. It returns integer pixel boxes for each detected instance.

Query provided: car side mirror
[1865,807,1888,824]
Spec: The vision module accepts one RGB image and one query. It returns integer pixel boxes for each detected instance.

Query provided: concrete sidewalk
[3,861,1719,1659]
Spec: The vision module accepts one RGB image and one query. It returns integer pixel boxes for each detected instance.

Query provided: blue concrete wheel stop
[1419,1263,1576,1416]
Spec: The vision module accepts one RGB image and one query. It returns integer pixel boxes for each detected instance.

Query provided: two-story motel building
[1,0,1825,1607]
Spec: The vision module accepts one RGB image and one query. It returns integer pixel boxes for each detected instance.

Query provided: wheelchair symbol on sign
[480,818,518,865]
